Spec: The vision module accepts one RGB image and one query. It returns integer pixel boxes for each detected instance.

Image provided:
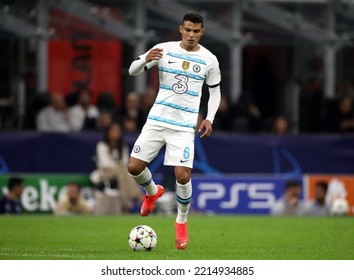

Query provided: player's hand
[198,119,213,139]
[145,48,163,62]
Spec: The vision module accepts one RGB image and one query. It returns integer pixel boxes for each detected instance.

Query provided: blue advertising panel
[191,175,304,214]
[1,132,354,175]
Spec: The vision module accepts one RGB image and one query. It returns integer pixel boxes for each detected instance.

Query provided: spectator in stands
[0,177,25,214]
[97,111,113,131]
[213,96,234,132]
[304,181,329,216]
[272,115,290,134]
[326,95,354,133]
[115,91,145,132]
[36,92,70,132]
[96,91,116,113]
[68,89,100,131]
[271,180,305,216]
[234,91,262,132]
[122,115,139,133]
[141,86,157,119]
[54,182,91,215]
[65,90,80,107]
[90,122,143,214]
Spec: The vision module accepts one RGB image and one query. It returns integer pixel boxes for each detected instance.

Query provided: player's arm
[198,85,221,138]
[128,48,163,76]
[199,56,221,138]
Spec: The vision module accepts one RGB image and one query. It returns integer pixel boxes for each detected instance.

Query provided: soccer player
[128,12,221,250]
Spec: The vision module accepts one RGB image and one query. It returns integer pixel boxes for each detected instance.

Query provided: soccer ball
[330,198,349,216]
[128,225,157,251]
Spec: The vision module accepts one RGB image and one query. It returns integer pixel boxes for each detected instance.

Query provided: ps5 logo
[196,183,276,210]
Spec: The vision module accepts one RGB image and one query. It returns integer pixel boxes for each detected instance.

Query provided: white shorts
[131,124,195,168]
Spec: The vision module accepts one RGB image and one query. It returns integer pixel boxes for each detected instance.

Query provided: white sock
[130,167,157,196]
[176,180,192,224]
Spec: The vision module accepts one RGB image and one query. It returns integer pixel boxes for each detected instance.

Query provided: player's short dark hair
[316,181,328,192]
[285,180,301,191]
[182,12,203,27]
[8,177,24,191]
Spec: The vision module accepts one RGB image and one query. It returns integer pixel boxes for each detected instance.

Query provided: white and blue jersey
[139,41,221,132]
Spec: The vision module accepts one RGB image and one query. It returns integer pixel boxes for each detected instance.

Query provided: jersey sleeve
[206,56,221,88]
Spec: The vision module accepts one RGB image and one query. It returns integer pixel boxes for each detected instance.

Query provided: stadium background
[0,0,354,215]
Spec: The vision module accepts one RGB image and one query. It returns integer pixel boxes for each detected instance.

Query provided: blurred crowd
[271,179,350,217]
[8,48,354,135]
[213,93,354,134]
[16,83,354,135]
[22,86,157,134]
[2,175,349,217]
[271,180,329,216]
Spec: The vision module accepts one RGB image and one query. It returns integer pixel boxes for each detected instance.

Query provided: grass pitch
[0,215,353,260]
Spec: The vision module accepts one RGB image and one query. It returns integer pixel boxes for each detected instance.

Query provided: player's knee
[176,171,191,185]
[128,161,141,176]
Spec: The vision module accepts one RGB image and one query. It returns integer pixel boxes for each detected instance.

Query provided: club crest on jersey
[133,145,141,153]
[193,64,201,73]
[182,61,190,70]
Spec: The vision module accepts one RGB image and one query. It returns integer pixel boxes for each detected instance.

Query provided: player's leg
[175,166,192,223]
[128,125,166,216]
[128,157,154,194]
[128,157,165,216]
[164,129,194,250]
[174,166,192,250]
